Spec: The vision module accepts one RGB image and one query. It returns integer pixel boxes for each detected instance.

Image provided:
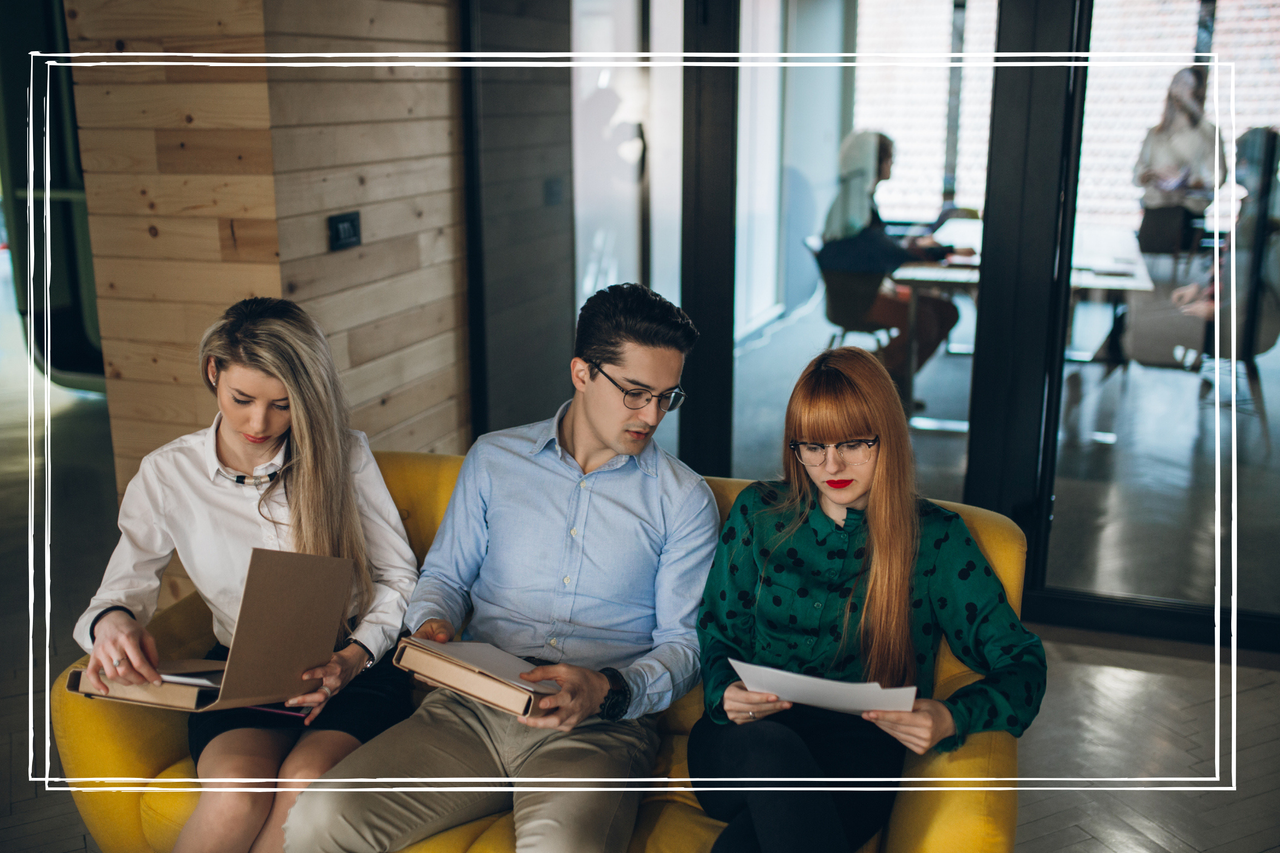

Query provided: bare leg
[249,729,362,853]
[173,728,299,853]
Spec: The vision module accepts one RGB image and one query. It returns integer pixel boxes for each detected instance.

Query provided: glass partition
[1045,0,1280,619]
[730,0,996,499]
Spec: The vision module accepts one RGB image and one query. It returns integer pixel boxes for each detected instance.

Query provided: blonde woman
[689,348,1046,853]
[74,297,418,853]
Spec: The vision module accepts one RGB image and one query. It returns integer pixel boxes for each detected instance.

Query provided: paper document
[729,659,916,714]
[160,671,224,688]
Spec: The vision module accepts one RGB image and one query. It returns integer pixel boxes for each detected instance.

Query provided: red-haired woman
[688,347,1046,852]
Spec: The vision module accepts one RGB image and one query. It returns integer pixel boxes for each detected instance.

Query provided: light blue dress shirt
[404,401,720,719]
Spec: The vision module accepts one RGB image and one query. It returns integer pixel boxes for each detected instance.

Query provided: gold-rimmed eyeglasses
[789,437,880,467]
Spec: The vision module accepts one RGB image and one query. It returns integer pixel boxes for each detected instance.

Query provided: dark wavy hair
[574,284,698,372]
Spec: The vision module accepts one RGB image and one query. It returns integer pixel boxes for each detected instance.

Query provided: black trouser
[687,705,906,853]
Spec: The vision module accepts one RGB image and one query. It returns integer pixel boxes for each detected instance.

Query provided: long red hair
[773,347,919,687]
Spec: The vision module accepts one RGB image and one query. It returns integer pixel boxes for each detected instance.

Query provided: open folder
[66,549,354,712]
[730,659,916,715]
[393,637,561,718]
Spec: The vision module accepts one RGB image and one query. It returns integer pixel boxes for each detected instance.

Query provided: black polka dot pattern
[696,485,1047,746]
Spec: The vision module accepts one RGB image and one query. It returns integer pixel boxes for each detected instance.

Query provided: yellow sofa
[52,450,1027,853]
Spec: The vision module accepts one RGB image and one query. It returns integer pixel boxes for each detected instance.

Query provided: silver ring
[112,659,123,667]
[748,711,756,719]
[319,685,333,699]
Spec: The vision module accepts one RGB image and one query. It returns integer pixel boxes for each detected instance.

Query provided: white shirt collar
[204,412,289,483]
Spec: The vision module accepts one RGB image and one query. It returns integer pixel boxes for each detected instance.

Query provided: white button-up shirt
[74,415,419,661]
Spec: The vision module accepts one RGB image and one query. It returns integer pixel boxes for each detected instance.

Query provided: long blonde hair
[198,298,372,639]
[774,347,919,688]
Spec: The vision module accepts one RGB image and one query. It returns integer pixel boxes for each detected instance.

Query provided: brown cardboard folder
[66,549,354,712]
[393,637,561,718]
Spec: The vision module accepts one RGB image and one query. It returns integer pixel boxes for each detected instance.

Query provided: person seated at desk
[74,297,419,853]
[817,131,972,392]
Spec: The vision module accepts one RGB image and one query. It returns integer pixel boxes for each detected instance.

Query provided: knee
[278,756,343,790]
[197,785,276,828]
[690,718,808,778]
[283,788,381,853]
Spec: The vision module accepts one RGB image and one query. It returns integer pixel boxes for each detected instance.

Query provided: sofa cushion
[140,759,199,852]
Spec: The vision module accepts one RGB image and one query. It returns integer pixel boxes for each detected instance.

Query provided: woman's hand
[86,611,162,694]
[287,643,369,725]
[1171,283,1203,307]
[722,680,792,725]
[862,698,956,755]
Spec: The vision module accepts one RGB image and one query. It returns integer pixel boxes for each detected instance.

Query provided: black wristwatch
[598,667,631,721]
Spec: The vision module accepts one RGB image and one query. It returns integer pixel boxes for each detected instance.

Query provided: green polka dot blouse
[697,482,1047,752]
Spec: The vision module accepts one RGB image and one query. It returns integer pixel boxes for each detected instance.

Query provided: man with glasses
[287,284,720,853]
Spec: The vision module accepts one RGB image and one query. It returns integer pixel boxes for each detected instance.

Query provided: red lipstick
[242,434,270,444]
[825,479,853,489]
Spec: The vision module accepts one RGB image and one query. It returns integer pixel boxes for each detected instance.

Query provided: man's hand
[517,664,610,732]
[862,698,956,755]
[86,610,162,694]
[412,618,455,643]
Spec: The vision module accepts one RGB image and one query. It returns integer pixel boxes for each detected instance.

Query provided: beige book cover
[67,549,354,712]
[393,637,561,718]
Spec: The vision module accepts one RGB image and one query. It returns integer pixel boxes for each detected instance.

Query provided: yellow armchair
[51,452,1026,853]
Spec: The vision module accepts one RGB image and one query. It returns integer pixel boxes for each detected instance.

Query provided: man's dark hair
[574,283,698,370]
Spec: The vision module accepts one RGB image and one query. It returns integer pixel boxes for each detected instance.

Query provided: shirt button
[579,480,586,489]
[807,638,815,645]
[570,528,577,537]
[549,638,558,647]
[564,576,571,584]
[814,601,822,609]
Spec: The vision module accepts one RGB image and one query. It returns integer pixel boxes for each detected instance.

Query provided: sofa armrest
[881,731,1018,853]
[51,592,216,853]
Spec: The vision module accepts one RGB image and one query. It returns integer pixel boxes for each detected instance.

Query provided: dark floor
[4,248,1279,852]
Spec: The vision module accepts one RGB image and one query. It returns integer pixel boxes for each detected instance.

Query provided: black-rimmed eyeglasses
[590,362,688,412]
[789,437,880,467]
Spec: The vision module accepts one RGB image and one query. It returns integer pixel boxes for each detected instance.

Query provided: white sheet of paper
[159,671,224,688]
[414,640,561,694]
[729,659,916,714]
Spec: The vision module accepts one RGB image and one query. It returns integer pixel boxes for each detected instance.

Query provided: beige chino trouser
[283,689,662,853]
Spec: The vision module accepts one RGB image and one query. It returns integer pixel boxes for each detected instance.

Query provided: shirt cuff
[89,606,136,643]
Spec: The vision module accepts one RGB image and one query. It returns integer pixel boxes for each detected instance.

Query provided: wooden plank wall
[68,0,470,603]
[66,0,281,498]
[67,0,281,605]
[264,0,471,456]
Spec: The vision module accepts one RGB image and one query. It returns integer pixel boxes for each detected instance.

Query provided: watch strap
[598,666,631,721]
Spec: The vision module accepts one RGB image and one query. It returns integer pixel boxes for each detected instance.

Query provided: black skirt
[187,642,412,767]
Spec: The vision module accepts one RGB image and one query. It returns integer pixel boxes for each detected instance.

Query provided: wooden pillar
[65,0,471,602]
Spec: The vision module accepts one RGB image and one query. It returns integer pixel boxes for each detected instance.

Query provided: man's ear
[570,357,592,393]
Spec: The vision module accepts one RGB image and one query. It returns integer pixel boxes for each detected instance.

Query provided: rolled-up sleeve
[349,434,419,662]
[616,477,719,718]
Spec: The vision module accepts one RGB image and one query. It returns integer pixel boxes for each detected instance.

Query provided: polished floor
[3,249,1279,851]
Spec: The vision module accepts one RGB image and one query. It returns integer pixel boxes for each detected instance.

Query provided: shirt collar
[530,400,659,478]
[204,412,288,482]
[805,495,866,537]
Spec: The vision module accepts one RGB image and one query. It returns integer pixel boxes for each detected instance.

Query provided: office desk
[888,222,1153,420]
